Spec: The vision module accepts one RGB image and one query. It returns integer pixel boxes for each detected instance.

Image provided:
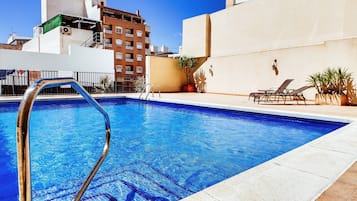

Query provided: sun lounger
[281,85,312,104]
[249,79,294,103]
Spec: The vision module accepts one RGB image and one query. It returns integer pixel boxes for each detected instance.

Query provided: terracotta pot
[182,84,196,92]
[315,94,348,106]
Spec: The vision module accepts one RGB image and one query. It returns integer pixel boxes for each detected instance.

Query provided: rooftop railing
[0,69,141,95]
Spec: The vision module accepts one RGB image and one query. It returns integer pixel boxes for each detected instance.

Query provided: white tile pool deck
[2,93,357,201]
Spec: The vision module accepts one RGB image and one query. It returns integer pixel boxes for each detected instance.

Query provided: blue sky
[0,0,225,52]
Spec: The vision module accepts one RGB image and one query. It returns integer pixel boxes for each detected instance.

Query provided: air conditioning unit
[61,27,72,35]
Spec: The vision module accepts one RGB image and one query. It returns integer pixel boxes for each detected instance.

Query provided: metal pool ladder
[16,78,111,201]
[139,83,161,100]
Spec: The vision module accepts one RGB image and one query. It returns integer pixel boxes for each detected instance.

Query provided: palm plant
[335,68,352,95]
[308,67,353,95]
[308,73,322,94]
[178,56,197,85]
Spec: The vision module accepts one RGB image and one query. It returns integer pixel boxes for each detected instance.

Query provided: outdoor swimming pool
[0,98,346,201]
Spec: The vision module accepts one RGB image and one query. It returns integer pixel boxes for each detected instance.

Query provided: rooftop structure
[41,0,106,22]
[7,33,31,46]
[22,13,102,54]
[0,34,31,50]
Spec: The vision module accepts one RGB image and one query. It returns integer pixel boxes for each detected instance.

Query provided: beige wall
[182,0,357,99]
[195,38,357,99]
[210,0,357,57]
[226,0,235,8]
[182,14,210,57]
[147,56,185,92]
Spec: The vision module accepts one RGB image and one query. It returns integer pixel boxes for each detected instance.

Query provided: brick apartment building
[101,7,150,91]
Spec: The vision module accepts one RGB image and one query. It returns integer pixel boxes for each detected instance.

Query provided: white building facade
[12,0,114,74]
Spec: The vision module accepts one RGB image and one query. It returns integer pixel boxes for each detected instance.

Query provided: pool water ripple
[0,98,346,201]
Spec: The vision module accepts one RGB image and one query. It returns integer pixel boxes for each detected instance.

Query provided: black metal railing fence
[0,69,138,96]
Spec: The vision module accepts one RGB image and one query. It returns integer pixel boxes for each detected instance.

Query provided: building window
[125,53,134,62]
[115,52,122,60]
[116,65,122,72]
[136,42,143,49]
[115,26,122,34]
[136,66,143,73]
[136,30,143,37]
[125,65,134,74]
[104,38,112,47]
[137,54,143,61]
[125,29,134,37]
[115,39,122,47]
[125,41,134,50]
[103,25,112,34]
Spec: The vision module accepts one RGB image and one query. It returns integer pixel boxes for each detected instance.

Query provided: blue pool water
[0,98,346,201]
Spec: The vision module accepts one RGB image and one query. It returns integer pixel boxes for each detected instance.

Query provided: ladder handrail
[16,77,111,201]
[139,83,161,100]
[145,84,154,100]
[139,83,151,99]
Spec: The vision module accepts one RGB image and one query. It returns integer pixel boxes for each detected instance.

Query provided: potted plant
[178,56,197,92]
[308,67,353,105]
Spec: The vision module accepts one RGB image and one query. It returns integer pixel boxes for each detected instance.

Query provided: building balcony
[104,43,112,47]
[125,33,134,37]
[126,58,134,62]
[126,46,134,50]
[145,37,150,44]
[145,49,151,55]
[104,29,112,34]
[125,71,134,75]
[145,26,151,33]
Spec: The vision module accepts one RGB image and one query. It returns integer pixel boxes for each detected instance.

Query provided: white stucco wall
[182,0,357,99]
[41,0,86,23]
[41,0,105,22]
[182,14,210,57]
[23,27,93,55]
[85,0,102,21]
[62,28,93,54]
[209,0,357,57]
[22,38,40,52]
[195,38,357,99]
[39,27,62,54]
[0,45,113,73]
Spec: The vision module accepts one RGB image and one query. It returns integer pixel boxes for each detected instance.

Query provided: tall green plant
[308,67,353,95]
[308,73,322,94]
[178,56,197,85]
